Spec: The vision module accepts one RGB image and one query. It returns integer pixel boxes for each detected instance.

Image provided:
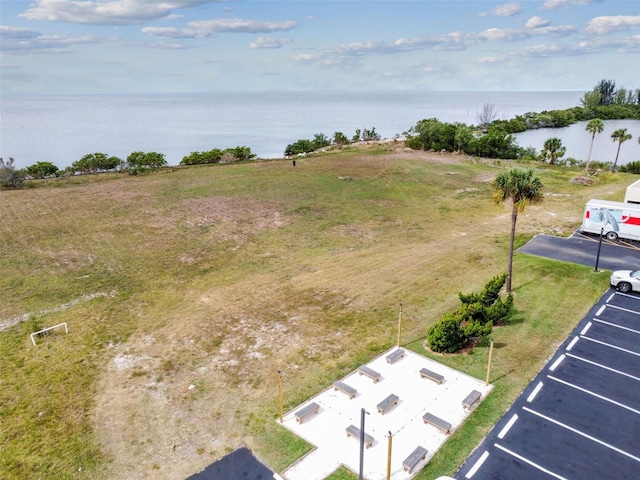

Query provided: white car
[610,269,640,293]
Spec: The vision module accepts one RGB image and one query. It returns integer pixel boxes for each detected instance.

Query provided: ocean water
[1,91,637,170]
[514,119,640,166]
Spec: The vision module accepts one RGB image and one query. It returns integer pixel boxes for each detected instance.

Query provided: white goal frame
[30,322,68,346]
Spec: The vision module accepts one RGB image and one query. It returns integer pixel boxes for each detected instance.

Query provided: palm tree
[542,137,566,164]
[610,128,633,172]
[492,168,544,293]
[584,118,604,175]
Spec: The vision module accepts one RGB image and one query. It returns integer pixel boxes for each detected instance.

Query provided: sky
[0,0,639,94]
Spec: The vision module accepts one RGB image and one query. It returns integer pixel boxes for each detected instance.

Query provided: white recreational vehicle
[581,199,640,241]
[625,179,640,204]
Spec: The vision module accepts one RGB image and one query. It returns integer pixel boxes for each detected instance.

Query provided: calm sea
[1,91,638,170]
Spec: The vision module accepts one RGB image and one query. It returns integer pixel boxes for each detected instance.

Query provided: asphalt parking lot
[455,288,640,479]
[518,232,640,271]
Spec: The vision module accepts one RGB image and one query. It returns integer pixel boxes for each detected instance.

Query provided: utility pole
[277,370,283,423]
[386,431,393,480]
[359,408,369,480]
[397,302,403,346]
[485,339,494,386]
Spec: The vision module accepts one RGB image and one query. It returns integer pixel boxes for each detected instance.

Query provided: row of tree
[180,146,255,165]
[404,119,523,159]
[581,79,640,107]
[540,123,636,173]
[1,145,257,186]
[284,127,381,156]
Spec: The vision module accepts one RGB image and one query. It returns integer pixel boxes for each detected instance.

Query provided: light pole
[594,227,604,272]
[386,431,393,480]
[359,408,369,480]
[397,302,403,347]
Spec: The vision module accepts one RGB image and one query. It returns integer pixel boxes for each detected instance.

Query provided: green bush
[426,315,465,353]
[428,273,511,353]
[619,161,640,174]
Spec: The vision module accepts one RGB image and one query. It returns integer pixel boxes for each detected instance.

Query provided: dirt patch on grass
[92,283,351,479]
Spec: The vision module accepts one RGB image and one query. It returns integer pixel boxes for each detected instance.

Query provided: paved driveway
[455,289,640,479]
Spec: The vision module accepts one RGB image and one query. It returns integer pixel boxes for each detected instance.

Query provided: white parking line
[547,375,640,416]
[523,406,640,463]
[566,336,579,351]
[581,336,640,358]
[607,292,616,303]
[464,450,489,478]
[593,317,640,335]
[493,444,568,480]
[565,352,640,383]
[527,382,544,402]
[580,322,592,335]
[613,291,640,301]
[606,304,640,316]
[596,305,606,316]
[549,355,565,372]
[498,414,519,439]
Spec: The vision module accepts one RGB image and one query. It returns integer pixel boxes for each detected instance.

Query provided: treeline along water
[1,91,638,170]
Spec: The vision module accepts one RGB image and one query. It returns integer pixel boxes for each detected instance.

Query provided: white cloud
[526,16,550,29]
[18,0,216,26]
[478,28,529,41]
[543,0,603,10]
[188,18,298,34]
[585,16,640,35]
[1,32,104,52]
[146,42,194,50]
[478,24,575,41]
[249,36,292,49]
[476,55,506,64]
[480,2,523,17]
[141,18,299,39]
[0,26,41,40]
[141,26,203,39]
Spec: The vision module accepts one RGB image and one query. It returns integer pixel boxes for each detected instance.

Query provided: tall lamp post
[277,370,284,423]
[594,227,604,272]
[397,302,403,347]
[359,408,369,480]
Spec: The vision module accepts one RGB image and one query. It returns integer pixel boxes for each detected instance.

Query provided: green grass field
[0,145,631,479]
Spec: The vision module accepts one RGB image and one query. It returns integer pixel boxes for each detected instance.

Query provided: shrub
[428,273,512,353]
[0,157,26,189]
[619,161,640,174]
[426,315,465,353]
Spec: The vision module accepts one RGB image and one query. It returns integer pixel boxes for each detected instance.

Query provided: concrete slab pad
[280,348,492,480]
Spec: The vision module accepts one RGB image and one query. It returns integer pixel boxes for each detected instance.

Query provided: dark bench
[419,367,444,384]
[462,390,482,410]
[376,393,399,414]
[423,412,452,434]
[386,349,405,364]
[403,446,428,473]
[333,380,357,399]
[346,424,374,448]
[294,402,319,424]
[358,365,381,383]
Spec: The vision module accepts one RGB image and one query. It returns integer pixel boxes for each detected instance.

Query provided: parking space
[456,289,640,480]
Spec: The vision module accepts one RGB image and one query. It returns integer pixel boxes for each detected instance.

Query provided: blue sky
[1,0,639,94]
